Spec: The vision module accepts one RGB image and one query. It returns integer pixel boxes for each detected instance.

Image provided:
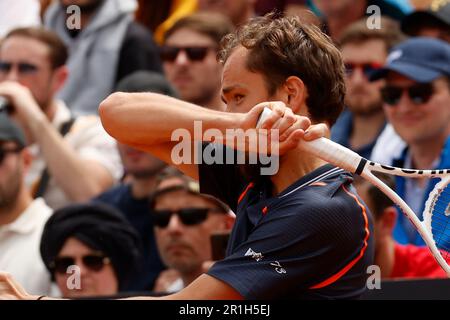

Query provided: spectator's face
[153,190,229,276]
[163,28,224,108]
[198,0,252,25]
[54,237,118,298]
[0,142,23,209]
[117,143,165,179]
[382,73,450,145]
[341,39,386,116]
[221,46,274,113]
[0,36,58,110]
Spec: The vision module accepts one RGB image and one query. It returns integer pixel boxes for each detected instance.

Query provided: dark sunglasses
[0,61,38,74]
[159,46,214,62]
[0,146,23,163]
[380,83,434,106]
[152,207,224,228]
[344,62,383,78]
[52,254,111,274]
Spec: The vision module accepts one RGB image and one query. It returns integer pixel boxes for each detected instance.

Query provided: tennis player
[0,14,374,300]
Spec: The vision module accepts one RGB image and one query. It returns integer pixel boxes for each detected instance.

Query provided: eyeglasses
[344,62,383,78]
[380,83,434,106]
[0,61,38,74]
[152,207,224,228]
[0,146,23,163]
[51,253,111,274]
[159,46,214,62]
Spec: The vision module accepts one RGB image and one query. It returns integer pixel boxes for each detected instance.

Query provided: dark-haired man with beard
[44,0,162,115]
[331,17,405,159]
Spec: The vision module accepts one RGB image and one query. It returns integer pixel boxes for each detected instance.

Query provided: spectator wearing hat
[40,202,142,298]
[150,169,234,293]
[369,37,450,246]
[372,0,450,165]
[401,0,450,43]
[0,114,53,295]
[94,71,178,292]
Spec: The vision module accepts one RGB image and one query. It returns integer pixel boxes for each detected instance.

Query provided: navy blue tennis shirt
[199,147,374,300]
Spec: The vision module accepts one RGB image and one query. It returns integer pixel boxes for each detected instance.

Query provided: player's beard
[238,154,273,187]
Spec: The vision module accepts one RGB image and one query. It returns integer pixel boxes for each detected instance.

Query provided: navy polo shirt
[199,150,374,299]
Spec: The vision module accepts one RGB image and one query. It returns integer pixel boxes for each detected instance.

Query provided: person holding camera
[0,27,122,209]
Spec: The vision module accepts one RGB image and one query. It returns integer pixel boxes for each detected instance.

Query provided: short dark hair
[339,17,406,53]
[218,13,346,126]
[164,12,234,45]
[2,27,68,69]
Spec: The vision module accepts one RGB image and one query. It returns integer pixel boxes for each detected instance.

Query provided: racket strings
[430,187,450,260]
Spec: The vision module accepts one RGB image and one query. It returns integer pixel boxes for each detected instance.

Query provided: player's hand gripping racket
[257,107,450,276]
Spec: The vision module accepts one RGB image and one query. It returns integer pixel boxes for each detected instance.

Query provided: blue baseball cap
[370,37,450,82]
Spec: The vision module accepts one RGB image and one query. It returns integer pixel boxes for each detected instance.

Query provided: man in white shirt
[0,27,122,209]
[0,114,53,295]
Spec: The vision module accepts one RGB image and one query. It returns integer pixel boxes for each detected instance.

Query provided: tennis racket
[257,107,450,276]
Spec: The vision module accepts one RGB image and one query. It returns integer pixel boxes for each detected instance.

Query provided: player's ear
[282,76,307,114]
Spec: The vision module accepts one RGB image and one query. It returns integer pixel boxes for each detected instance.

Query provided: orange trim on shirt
[237,182,254,204]
[309,184,370,289]
[310,182,327,187]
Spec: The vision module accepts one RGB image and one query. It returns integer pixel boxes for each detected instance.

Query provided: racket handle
[256,107,365,173]
[298,138,364,174]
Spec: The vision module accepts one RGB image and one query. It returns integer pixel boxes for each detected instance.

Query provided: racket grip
[256,107,365,173]
[298,137,364,174]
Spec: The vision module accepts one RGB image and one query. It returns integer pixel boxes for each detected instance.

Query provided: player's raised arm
[99,92,243,148]
[99,93,321,179]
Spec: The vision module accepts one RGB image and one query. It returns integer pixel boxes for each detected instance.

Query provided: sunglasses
[380,83,434,106]
[159,46,214,62]
[0,146,23,163]
[344,62,383,78]
[0,61,38,74]
[52,254,111,274]
[152,207,224,228]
